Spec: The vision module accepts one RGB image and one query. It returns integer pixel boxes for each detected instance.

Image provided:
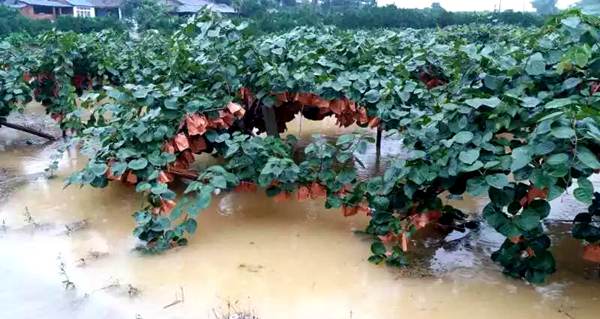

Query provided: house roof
[4,0,233,12]
[174,0,235,13]
[86,0,121,8]
[19,0,72,7]
[1,0,28,8]
[64,0,94,6]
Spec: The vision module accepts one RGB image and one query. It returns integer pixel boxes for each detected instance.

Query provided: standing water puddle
[1,115,600,319]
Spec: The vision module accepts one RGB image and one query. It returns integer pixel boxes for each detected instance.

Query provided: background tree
[121,0,181,32]
[233,0,277,16]
[577,0,600,15]
[531,0,558,15]
[281,0,297,7]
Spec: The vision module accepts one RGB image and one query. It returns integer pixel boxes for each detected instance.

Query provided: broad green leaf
[189,189,212,217]
[550,126,575,139]
[465,97,501,108]
[576,146,600,169]
[89,162,108,176]
[514,212,540,231]
[562,78,582,91]
[135,182,152,192]
[467,177,488,196]
[534,141,556,155]
[486,174,509,189]
[151,217,170,231]
[128,158,148,170]
[336,134,355,146]
[544,98,574,109]
[183,218,198,234]
[574,178,594,204]
[546,153,569,166]
[459,149,480,164]
[453,131,474,144]
[211,175,228,189]
[521,96,540,108]
[538,111,564,122]
[371,242,386,255]
[523,200,550,219]
[526,53,546,76]
[511,147,531,171]
[364,89,380,103]
[133,211,151,225]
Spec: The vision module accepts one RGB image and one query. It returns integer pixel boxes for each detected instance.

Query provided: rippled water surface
[1,113,600,319]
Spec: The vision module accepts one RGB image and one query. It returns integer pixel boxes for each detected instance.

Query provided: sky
[376,0,580,12]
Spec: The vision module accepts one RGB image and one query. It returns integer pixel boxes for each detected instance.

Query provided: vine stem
[566,115,578,194]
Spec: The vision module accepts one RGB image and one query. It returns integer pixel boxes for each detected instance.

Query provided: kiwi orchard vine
[1,10,600,283]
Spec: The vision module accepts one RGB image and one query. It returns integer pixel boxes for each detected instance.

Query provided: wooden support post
[0,119,56,141]
[376,125,382,157]
[261,104,279,138]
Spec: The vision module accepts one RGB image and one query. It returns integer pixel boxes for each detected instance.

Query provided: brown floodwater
[1,113,600,319]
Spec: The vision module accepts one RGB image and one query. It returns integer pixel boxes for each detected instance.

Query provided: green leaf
[133,211,151,225]
[336,134,355,146]
[164,97,178,110]
[523,200,550,219]
[538,111,564,122]
[368,255,384,264]
[364,89,380,103]
[128,158,148,170]
[521,96,540,108]
[148,152,166,166]
[117,148,138,160]
[534,141,555,155]
[372,196,390,210]
[465,97,501,108]
[183,218,198,234]
[486,174,509,189]
[546,153,569,166]
[89,162,108,176]
[453,131,474,144]
[550,126,575,139]
[467,177,488,196]
[111,162,127,176]
[337,169,357,184]
[576,146,600,169]
[526,52,546,76]
[514,211,541,231]
[151,217,170,231]
[562,78,582,91]
[189,189,212,217]
[211,175,227,189]
[371,242,386,255]
[574,178,594,204]
[150,183,169,195]
[489,186,515,207]
[544,98,574,109]
[135,182,152,192]
[511,147,531,171]
[133,87,149,99]
[459,149,480,164]
[483,204,519,237]
[483,74,503,90]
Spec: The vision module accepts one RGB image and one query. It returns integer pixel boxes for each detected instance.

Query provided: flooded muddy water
[1,113,600,319]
